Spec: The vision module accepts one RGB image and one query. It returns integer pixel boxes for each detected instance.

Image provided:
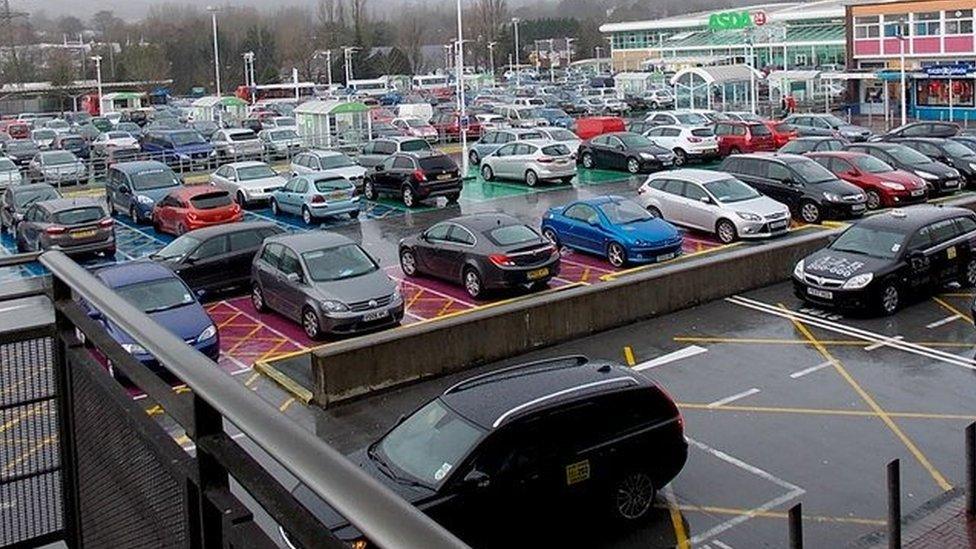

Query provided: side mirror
[119,186,130,194]
[781,178,796,186]
[375,165,384,172]
[588,217,600,226]
[462,470,491,490]
[286,272,301,284]
[848,169,861,177]
[700,196,713,205]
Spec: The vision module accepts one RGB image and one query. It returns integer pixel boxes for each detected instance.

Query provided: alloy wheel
[400,250,417,276]
[302,309,320,339]
[866,191,881,210]
[881,284,899,315]
[614,472,654,520]
[582,153,594,169]
[525,170,538,187]
[251,284,266,312]
[717,220,737,244]
[607,243,626,267]
[402,187,415,208]
[966,260,976,287]
[800,202,821,224]
[481,164,493,181]
[627,158,640,174]
[464,270,482,298]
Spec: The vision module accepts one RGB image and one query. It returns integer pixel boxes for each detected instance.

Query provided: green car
[91,117,113,132]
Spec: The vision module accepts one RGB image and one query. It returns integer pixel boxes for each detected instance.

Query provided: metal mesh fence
[0,336,62,546]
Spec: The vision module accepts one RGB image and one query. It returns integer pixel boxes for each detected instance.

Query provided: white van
[396,103,434,123]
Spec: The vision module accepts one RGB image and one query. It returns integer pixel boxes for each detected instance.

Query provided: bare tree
[471,0,508,70]
[397,13,426,74]
[349,0,368,46]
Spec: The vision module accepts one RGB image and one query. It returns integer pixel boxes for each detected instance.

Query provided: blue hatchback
[540,195,683,267]
[270,173,361,225]
[83,262,220,376]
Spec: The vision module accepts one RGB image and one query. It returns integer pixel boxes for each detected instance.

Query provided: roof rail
[444,355,589,395]
[493,376,639,428]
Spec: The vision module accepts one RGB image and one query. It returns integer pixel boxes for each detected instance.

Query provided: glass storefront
[915,78,975,107]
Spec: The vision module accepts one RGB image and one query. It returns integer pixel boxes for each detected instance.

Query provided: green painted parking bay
[459,167,636,202]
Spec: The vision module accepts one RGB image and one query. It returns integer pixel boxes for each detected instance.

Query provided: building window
[854,15,880,39]
[916,79,975,107]
[795,53,808,66]
[914,12,941,36]
[883,14,909,37]
[946,10,974,35]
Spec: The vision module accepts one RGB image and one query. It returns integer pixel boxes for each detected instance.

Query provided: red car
[430,112,482,140]
[151,186,243,236]
[765,121,798,148]
[714,120,776,156]
[808,151,928,210]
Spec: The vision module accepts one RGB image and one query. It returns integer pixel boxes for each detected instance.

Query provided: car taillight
[537,156,555,164]
[412,169,427,182]
[488,253,515,267]
[98,218,113,228]
[687,136,702,143]
[188,212,198,221]
[45,226,66,235]
[311,194,326,204]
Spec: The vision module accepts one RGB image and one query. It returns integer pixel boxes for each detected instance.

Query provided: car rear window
[691,128,714,137]
[541,144,571,156]
[229,132,257,141]
[487,224,539,246]
[55,207,104,225]
[418,156,457,171]
[520,131,544,140]
[775,123,793,133]
[400,140,432,152]
[190,191,233,209]
[749,124,771,136]
[313,177,350,192]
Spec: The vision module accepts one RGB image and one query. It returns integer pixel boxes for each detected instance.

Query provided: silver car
[535,127,581,155]
[480,140,576,186]
[212,128,264,160]
[210,161,287,206]
[0,156,23,190]
[250,232,404,339]
[258,128,303,158]
[637,168,791,244]
[28,150,88,186]
[290,150,367,189]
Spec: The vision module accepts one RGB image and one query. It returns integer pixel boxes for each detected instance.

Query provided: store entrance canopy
[669,64,763,86]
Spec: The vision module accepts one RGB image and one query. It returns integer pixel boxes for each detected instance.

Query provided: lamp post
[746,40,756,114]
[455,0,469,176]
[565,37,575,67]
[512,18,521,88]
[443,44,452,71]
[897,29,908,126]
[91,55,103,115]
[547,38,555,82]
[207,6,221,97]
[342,46,358,84]
[242,51,256,104]
[487,41,497,79]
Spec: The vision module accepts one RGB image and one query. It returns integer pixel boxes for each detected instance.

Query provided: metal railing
[0,250,468,549]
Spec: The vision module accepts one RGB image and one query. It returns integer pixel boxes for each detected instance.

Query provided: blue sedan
[270,173,360,225]
[540,195,684,267]
[82,262,219,378]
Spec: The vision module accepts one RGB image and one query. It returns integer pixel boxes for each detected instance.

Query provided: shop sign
[709,10,767,31]
[924,64,974,77]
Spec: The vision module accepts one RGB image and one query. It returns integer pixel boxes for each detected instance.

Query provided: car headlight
[969,163,976,171]
[880,181,905,191]
[392,287,402,301]
[136,195,154,205]
[949,168,961,178]
[197,325,217,343]
[178,153,190,160]
[914,170,938,180]
[842,272,874,290]
[793,259,805,279]
[227,146,237,153]
[639,152,654,160]
[321,300,348,313]
[121,342,147,355]
[736,211,762,221]
[822,192,843,202]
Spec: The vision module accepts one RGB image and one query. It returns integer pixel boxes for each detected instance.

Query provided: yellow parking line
[217,311,243,329]
[405,288,424,309]
[678,402,976,421]
[145,405,164,416]
[173,385,192,394]
[278,397,296,412]
[623,346,636,367]
[665,503,885,526]
[940,292,975,298]
[256,338,291,363]
[436,298,456,317]
[667,498,689,548]
[783,304,952,491]
[225,325,264,355]
[244,372,260,387]
[932,296,974,325]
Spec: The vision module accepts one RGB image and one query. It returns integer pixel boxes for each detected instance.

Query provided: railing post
[191,394,230,548]
[888,459,901,549]
[967,422,975,517]
[51,275,82,547]
[788,503,803,549]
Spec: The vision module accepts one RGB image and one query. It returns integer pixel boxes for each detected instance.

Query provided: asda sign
[709,10,767,31]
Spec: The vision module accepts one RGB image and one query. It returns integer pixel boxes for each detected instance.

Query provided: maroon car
[808,151,928,210]
[714,120,776,156]
[430,112,482,141]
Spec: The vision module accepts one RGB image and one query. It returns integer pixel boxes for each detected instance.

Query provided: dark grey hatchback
[15,197,115,256]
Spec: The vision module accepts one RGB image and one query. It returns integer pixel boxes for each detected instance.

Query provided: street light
[547,38,555,82]
[242,51,256,104]
[745,39,756,114]
[206,6,221,97]
[565,37,575,67]
[512,18,521,88]
[91,55,103,114]
[487,41,497,79]
[896,26,908,126]
[341,46,359,84]
[455,0,470,175]
[443,44,453,71]
[324,50,333,88]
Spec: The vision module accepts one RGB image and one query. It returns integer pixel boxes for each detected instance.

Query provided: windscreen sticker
[892,243,901,253]
[808,255,865,278]
[434,463,452,482]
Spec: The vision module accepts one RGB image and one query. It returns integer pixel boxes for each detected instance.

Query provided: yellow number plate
[527,267,549,280]
[565,460,590,485]
[947,246,957,260]
[71,230,96,239]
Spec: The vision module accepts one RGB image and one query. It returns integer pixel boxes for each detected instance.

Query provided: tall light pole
[325,50,333,88]
[207,6,221,97]
[443,44,453,71]
[91,55,103,115]
[341,46,358,84]
[547,38,555,82]
[897,28,908,126]
[487,41,497,79]
[455,0,469,176]
[243,51,256,104]
[745,40,756,114]
[565,37,575,67]
[512,18,521,88]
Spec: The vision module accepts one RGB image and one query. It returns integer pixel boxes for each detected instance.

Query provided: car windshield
[853,155,894,173]
[106,132,130,139]
[377,399,483,488]
[829,225,907,260]
[152,235,201,260]
[190,191,232,209]
[822,115,847,128]
[171,131,205,146]
[271,130,298,140]
[400,139,432,152]
[419,155,457,171]
[43,152,76,165]
[789,160,838,184]
[275,117,295,126]
[61,137,83,146]
[116,278,195,314]
[404,119,427,128]
[319,154,355,169]
[54,206,104,225]
[546,129,577,141]
[131,169,181,191]
[943,141,975,157]
[302,244,377,282]
[599,198,652,224]
[541,144,571,156]
[703,178,761,203]
[47,120,69,129]
[892,146,933,165]
[238,165,277,180]
[0,158,15,170]
[674,113,708,125]
[487,224,539,246]
[618,134,654,148]
[691,128,714,137]
[14,188,59,208]
[7,141,36,152]
[32,130,55,139]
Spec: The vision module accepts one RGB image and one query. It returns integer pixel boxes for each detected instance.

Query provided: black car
[951,135,976,154]
[363,151,462,208]
[577,132,675,174]
[149,221,284,295]
[845,142,964,195]
[877,121,960,140]
[778,136,847,155]
[794,206,976,315]
[283,356,687,547]
[399,213,560,298]
[889,138,976,186]
[4,139,40,167]
[54,133,90,159]
[720,153,866,224]
[0,183,60,234]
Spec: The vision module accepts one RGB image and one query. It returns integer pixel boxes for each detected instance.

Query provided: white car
[103,112,123,127]
[474,113,507,132]
[212,128,264,159]
[600,97,630,114]
[643,89,675,110]
[637,169,791,244]
[44,119,71,135]
[92,131,140,156]
[644,110,711,127]
[642,125,719,166]
[495,105,548,128]
[480,139,576,187]
[30,129,56,150]
[0,156,22,189]
[262,116,298,131]
[290,150,367,188]
[535,127,581,155]
[210,161,287,206]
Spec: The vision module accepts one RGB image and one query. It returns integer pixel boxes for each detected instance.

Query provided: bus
[412,74,450,91]
[235,83,318,104]
[347,77,390,98]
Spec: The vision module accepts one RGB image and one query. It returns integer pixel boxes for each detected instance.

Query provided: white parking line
[632,345,707,371]
[707,388,760,408]
[926,314,961,329]
[864,335,903,351]
[789,361,831,379]
[712,541,734,549]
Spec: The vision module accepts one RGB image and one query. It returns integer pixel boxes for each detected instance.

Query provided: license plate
[661,160,673,166]
[656,252,675,262]
[808,287,833,299]
[852,204,866,212]
[946,180,959,187]
[527,267,550,280]
[437,174,452,180]
[362,310,388,322]
[327,191,347,201]
[770,220,788,230]
[911,189,925,197]
[71,229,96,239]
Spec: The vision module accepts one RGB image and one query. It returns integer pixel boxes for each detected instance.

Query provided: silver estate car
[637,168,791,244]
[210,161,287,207]
[251,232,404,339]
[480,140,576,186]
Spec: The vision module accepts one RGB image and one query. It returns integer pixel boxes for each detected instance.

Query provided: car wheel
[673,149,687,166]
[865,190,882,210]
[964,258,976,287]
[582,152,595,169]
[542,227,560,247]
[106,192,113,211]
[716,218,738,244]
[481,164,494,181]
[800,201,822,224]
[236,191,248,208]
[363,179,377,200]
[446,193,460,204]
[177,223,187,236]
[402,186,416,208]
[302,206,315,225]
[525,170,539,187]
[646,206,662,218]
[878,280,900,316]
[302,307,322,340]
[129,205,139,224]
[400,248,418,276]
[651,101,660,110]
[350,209,361,219]
[468,150,480,166]
[626,158,640,174]
[730,146,742,155]
[251,283,268,312]
[270,199,280,216]
[607,242,627,267]
[611,470,656,521]
[463,267,483,299]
